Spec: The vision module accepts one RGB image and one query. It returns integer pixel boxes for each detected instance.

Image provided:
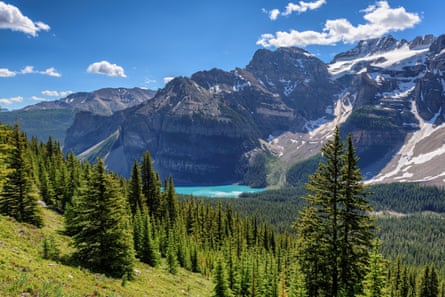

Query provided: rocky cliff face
[63,34,445,186]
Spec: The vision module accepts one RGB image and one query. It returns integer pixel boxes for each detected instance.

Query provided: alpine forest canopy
[0,122,445,297]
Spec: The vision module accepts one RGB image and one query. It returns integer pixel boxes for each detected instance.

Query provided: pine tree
[288,262,308,297]
[0,123,43,227]
[166,228,179,274]
[128,161,144,215]
[362,240,387,297]
[417,265,439,297]
[165,176,179,226]
[133,206,144,257]
[213,258,234,297]
[141,151,162,219]
[63,151,80,210]
[140,210,160,267]
[295,127,374,297]
[0,124,13,194]
[339,135,374,296]
[41,235,60,261]
[68,158,136,279]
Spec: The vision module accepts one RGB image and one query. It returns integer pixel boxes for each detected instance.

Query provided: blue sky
[0,0,443,110]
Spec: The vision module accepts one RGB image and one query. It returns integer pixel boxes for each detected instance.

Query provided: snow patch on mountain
[369,101,445,184]
[329,45,429,78]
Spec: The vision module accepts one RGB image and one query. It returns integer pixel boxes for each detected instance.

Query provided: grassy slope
[0,208,212,297]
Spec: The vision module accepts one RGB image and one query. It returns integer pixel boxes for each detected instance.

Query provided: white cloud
[283,0,327,16]
[0,1,50,36]
[0,96,23,105]
[31,96,47,101]
[21,66,34,74]
[258,1,420,47]
[87,60,127,78]
[0,68,16,77]
[163,76,175,84]
[19,65,61,77]
[41,67,61,77]
[269,9,280,21]
[42,90,73,97]
[265,0,326,21]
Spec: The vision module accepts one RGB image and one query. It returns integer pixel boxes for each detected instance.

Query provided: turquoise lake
[174,185,265,198]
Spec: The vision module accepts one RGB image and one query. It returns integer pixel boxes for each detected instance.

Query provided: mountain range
[2,33,445,186]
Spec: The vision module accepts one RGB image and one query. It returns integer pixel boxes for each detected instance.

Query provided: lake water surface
[175,184,265,198]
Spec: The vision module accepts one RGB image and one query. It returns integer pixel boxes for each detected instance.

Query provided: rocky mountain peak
[332,35,406,63]
[429,34,445,55]
[137,76,221,118]
[246,47,318,75]
[409,34,435,50]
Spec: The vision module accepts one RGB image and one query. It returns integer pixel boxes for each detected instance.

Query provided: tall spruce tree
[417,265,439,297]
[213,257,234,297]
[141,151,162,219]
[295,127,374,297]
[128,160,144,216]
[165,176,179,226]
[68,158,135,279]
[0,124,13,194]
[0,123,42,227]
[362,240,387,297]
[339,135,374,296]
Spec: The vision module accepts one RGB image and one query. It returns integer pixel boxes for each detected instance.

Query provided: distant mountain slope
[0,109,75,143]
[0,87,156,143]
[23,87,156,116]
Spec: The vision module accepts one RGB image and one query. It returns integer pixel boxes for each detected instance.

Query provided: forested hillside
[0,122,444,296]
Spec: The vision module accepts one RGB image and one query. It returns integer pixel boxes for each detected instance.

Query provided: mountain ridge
[6,33,445,186]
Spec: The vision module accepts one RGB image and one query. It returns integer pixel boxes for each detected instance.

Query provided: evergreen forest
[1,122,445,297]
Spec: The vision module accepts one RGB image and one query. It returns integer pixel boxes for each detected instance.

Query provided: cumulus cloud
[20,66,34,74]
[42,90,73,97]
[283,0,327,15]
[41,67,61,77]
[163,76,175,84]
[19,66,61,77]
[265,0,326,20]
[258,1,420,47]
[0,96,23,105]
[31,96,47,101]
[269,9,280,21]
[87,60,127,78]
[0,1,50,36]
[0,68,16,77]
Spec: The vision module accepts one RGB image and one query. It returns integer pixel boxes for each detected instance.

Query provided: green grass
[0,208,213,297]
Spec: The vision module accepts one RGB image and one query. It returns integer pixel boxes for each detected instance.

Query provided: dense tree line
[1,122,445,296]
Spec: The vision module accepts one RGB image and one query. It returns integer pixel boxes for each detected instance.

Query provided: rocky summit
[49,34,445,186]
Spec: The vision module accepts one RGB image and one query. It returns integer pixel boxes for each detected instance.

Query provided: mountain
[0,87,156,143]
[64,47,342,184]
[23,87,156,116]
[21,33,445,186]
[270,33,445,186]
